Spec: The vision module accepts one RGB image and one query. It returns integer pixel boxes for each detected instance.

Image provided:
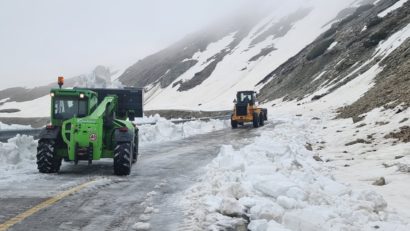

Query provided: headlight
[50,93,55,97]
[80,93,85,99]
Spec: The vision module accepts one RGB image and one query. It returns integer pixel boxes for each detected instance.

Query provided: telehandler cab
[37,77,143,175]
[231,91,267,128]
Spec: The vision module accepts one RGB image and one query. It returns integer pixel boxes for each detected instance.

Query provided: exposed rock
[313,156,323,162]
[345,138,372,146]
[352,116,366,123]
[249,47,276,62]
[356,123,367,128]
[398,163,410,172]
[375,121,389,126]
[372,177,386,186]
[311,93,327,101]
[382,163,395,168]
[305,143,313,151]
[385,126,410,143]
[399,118,409,123]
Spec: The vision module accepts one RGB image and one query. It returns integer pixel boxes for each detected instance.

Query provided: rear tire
[259,113,265,126]
[253,112,259,128]
[263,109,268,121]
[37,140,62,173]
[231,116,238,129]
[114,142,132,175]
[132,134,139,164]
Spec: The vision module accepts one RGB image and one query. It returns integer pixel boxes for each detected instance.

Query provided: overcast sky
[0,0,254,89]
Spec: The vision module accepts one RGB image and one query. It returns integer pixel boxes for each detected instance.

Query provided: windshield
[237,92,253,104]
[54,98,88,119]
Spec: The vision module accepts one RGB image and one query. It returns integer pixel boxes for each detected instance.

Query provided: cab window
[54,98,87,119]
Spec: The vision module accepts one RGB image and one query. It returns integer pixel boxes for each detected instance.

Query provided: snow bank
[182,117,410,230]
[138,115,230,145]
[0,135,37,170]
[0,116,228,172]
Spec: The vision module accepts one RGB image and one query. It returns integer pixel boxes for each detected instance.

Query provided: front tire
[253,112,259,128]
[37,140,62,173]
[114,142,132,175]
[231,116,238,129]
[259,113,265,126]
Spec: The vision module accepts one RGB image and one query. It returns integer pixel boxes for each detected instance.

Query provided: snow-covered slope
[127,0,360,111]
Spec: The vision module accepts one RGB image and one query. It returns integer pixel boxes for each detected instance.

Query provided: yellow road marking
[0,179,99,231]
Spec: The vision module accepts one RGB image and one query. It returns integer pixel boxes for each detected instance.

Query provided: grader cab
[231,91,267,128]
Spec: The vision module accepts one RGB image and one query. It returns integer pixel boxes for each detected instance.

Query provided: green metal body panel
[48,88,136,161]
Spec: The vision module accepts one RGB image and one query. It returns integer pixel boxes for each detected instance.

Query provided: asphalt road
[0,124,271,231]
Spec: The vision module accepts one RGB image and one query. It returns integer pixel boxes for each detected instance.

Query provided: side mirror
[233,99,237,104]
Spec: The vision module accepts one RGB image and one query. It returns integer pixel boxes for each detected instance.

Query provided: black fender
[39,127,60,140]
[114,129,134,143]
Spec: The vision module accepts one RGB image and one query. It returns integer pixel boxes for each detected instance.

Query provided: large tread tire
[132,135,139,164]
[37,140,62,173]
[231,116,238,129]
[259,113,265,126]
[114,142,132,175]
[253,112,259,128]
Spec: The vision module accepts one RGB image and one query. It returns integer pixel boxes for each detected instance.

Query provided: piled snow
[138,115,230,145]
[378,0,408,18]
[0,122,31,130]
[0,135,37,170]
[132,222,150,230]
[312,105,410,220]
[182,117,410,230]
[0,116,228,173]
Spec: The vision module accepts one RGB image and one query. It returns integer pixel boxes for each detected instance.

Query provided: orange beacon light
[58,76,64,89]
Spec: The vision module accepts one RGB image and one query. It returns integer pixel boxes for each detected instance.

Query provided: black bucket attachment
[85,88,144,120]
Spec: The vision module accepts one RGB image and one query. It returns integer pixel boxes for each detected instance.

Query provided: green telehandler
[37,77,143,175]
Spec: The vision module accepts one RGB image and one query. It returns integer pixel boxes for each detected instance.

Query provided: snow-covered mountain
[0,66,122,117]
[119,0,410,112]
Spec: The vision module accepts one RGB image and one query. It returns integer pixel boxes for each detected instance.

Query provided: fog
[0,0,284,90]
